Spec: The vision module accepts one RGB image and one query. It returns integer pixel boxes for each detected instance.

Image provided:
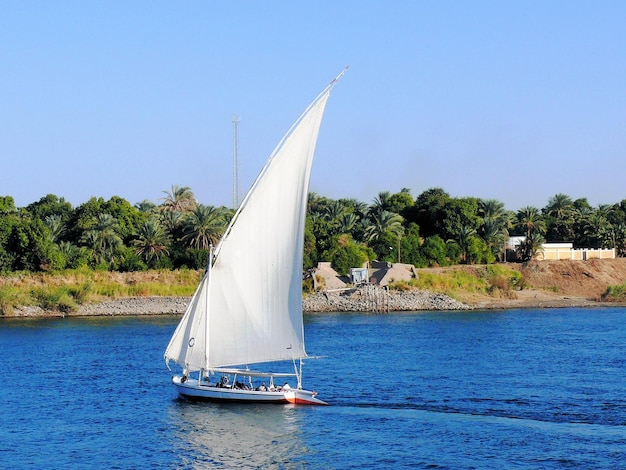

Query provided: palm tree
[545,193,574,220]
[613,222,626,256]
[307,192,332,215]
[516,230,545,261]
[44,215,65,244]
[161,185,197,213]
[336,212,359,234]
[480,199,506,221]
[58,241,84,268]
[514,207,546,261]
[135,200,157,213]
[371,191,392,214]
[364,210,404,242]
[182,205,227,250]
[80,214,123,268]
[453,225,476,263]
[544,194,575,242]
[481,217,507,261]
[133,218,171,265]
[583,212,612,248]
[479,199,513,261]
[516,206,546,239]
[324,201,347,223]
[160,210,184,235]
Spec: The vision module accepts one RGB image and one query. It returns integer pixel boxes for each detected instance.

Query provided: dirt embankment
[446,258,626,309]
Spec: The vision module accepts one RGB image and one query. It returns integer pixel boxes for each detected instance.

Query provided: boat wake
[331,399,626,430]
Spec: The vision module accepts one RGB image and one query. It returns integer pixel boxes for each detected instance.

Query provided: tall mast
[232,114,240,209]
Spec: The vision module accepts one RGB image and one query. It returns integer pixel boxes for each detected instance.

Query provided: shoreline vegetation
[3,259,626,318]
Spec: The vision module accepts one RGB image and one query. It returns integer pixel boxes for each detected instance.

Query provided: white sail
[165,77,339,372]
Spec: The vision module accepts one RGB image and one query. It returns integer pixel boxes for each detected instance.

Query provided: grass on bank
[389,264,528,301]
[1,264,538,316]
[602,283,626,302]
[0,268,202,316]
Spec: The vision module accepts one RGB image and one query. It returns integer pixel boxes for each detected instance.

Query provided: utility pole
[232,114,240,208]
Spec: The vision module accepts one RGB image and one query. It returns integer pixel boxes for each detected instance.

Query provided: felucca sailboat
[164,69,346,405]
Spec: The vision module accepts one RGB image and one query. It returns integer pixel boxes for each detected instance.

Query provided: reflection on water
[167,399,309,468]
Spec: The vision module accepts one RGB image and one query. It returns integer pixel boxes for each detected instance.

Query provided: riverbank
[8,288,615,318]
[5,259,626,317]
[12,290,470,317]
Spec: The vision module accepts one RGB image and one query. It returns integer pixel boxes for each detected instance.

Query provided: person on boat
[283,382,291,391]
[256,382,267,391]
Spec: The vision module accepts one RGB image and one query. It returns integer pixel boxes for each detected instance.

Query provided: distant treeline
[1,186,625,275]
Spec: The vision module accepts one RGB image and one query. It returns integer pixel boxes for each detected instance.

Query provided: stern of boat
[284,388,328,406]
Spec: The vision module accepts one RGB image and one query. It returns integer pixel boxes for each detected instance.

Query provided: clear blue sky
[2,1,626,211]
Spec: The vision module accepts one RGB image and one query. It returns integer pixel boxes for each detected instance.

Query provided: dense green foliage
[1,187,625,275]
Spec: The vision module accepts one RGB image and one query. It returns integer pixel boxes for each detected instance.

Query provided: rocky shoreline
[9,287,616,318]
[10,288,470,317]
[302,288,470,312]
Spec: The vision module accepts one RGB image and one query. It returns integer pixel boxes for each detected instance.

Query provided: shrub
[31,287,77,313]
[603,284,626,301]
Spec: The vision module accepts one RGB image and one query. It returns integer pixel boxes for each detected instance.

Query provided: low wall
[539,248,615,261]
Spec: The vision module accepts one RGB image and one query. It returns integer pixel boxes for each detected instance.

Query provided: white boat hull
[172,376,327,405]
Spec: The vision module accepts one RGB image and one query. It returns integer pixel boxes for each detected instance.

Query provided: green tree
[398,223,424,267]
[7,216,62,271]
[371,191,392,213]
[133,217,171,267]
[364,209,404,261]
[26,194,73,222]
[0,196,16,213]
[181,205,227,250]
[465,236,495,264]
[479,199,513,261]
[544,193,576,242]
[440,198,482,242]
[135,200,157,213]
[102,196,146,242]
[323,201,348,236]
[44,215,65,244]
[515,207,546,261]
[516,206,546,239]
[161,185,197,213]
[364,209,404,243]
[420,235,449,267]
[323,234,370,276]
[516,230,545,261]
[452,225,476,264]
[58,241,88,269]
[303,218,318,269]
[65,197,107,244]
[411,187,451,237]
[388,188,414,215]
[81,213,123,269]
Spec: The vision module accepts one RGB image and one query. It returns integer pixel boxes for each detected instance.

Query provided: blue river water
[1,308,625,469]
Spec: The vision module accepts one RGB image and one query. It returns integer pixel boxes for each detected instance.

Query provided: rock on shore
[14,296,190,317]
[11,288,470,317]
[303,288,470,312]
[77,296,190,316]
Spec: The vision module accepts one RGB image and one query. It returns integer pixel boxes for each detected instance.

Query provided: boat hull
[172,376,327,405]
